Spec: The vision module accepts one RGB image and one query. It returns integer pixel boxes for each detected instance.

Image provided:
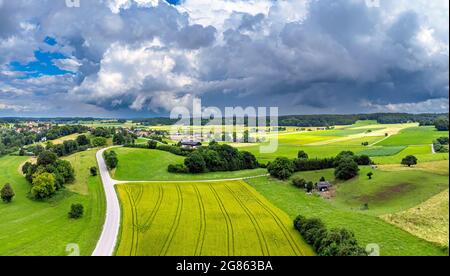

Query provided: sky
[0,0,448,118]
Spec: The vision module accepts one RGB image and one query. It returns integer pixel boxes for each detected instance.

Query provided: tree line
[267,150,371,181]
[168,142,259,174]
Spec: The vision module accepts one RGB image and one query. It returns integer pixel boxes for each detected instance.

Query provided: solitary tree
[367,172,373,180]
[104,151,119,170]
[90,166,98,176]
[401,155,418,167]
[320,176,326,182]
[69,204,84,219]
[148,140,158,149]
[298,150,309,159]
[1,184,15,203]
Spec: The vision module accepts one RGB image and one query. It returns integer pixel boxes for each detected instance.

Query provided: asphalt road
[92,147,120,256]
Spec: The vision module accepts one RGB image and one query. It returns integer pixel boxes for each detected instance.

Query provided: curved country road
[92,147,269,256]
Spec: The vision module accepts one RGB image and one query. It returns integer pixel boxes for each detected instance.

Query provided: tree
[1,184,15,203]
[69,204,84,219]
[298,150,309,159]
[92,137,107,147]
[437,137,449,145]
[267,157,295,180]
[355,155,372,166]
[185,152,207,173]
[19,148,25,156]
[367,172,373,180]
[104,151,119,170]
[76,135,90,146]
[148,140,158,149]
[37,151,57,166]
[31,172,56,199]
[305,181,314,193]
[113,133,125,145]
[90,166,98,176]
[402,155,418,167]
[240,151,259,169]
[434,117,449,131]
[320,176,326,182]
[335,157,360,180]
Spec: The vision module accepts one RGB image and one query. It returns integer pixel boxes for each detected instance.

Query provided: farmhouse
[181,141,202,149]
[316,181,332,192]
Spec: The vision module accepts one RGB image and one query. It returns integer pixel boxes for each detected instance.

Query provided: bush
[401,155,418,167]
[168,164,188,174]
[185,152,207,173]
[367,172,373,180]
[76,135,90,146]
[267,157,295,180]
[92,137,107,147]
[355,155,372,166]
[31,172,56,199]
[90,166,98,176]
[437,137,449,145]
[69,204,84,219]
[148,140,158,149]
[292,177,307,188]
[1,183,15,203]
[335,157,360,180]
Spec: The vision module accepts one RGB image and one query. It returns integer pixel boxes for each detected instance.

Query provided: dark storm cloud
[0,0,448,117]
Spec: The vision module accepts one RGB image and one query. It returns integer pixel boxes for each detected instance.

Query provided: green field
[115,181,314,256]
[357,146,406,157]
[0,151,105,256]
[334,166,449,215]
[378,126,449,146]
[246,170,448,256]
[382,189,449,247]
[110,147,267,181]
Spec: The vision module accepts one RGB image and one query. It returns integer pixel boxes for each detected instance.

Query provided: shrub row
[294,215,367,256]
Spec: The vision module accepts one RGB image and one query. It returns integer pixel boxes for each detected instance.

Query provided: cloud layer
[0,0,448,117]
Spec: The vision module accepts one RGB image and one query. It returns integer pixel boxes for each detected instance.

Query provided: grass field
[115,181,314,256]
[246,172,447,256]
[110,147,267,181]
[357,146,406,157]
[378,126,449,146]
[0,151,105,256]
[382,189,449,247]
[334,166,449,215]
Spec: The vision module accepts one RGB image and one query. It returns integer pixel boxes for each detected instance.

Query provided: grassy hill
[0,151,105,256]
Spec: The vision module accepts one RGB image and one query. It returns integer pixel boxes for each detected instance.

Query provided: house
[181,141,202,149]
[316,181,332,192]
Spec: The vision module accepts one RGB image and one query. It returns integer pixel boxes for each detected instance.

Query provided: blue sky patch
[10,50,72,78]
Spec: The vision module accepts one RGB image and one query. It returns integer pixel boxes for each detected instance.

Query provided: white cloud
[53,58,82,72]
[362,98,449,113]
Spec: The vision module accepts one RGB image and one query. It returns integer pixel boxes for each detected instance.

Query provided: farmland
[0,150,105,256]
[115,181,314,256]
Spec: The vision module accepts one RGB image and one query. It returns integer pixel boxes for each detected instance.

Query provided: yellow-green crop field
[115,181,314,256]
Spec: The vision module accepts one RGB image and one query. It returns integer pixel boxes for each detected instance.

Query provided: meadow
[115,181,314,256]
[381,189,448,247]
[110,147,267,181]
[378,126,449,146]
[0,150,105,256]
